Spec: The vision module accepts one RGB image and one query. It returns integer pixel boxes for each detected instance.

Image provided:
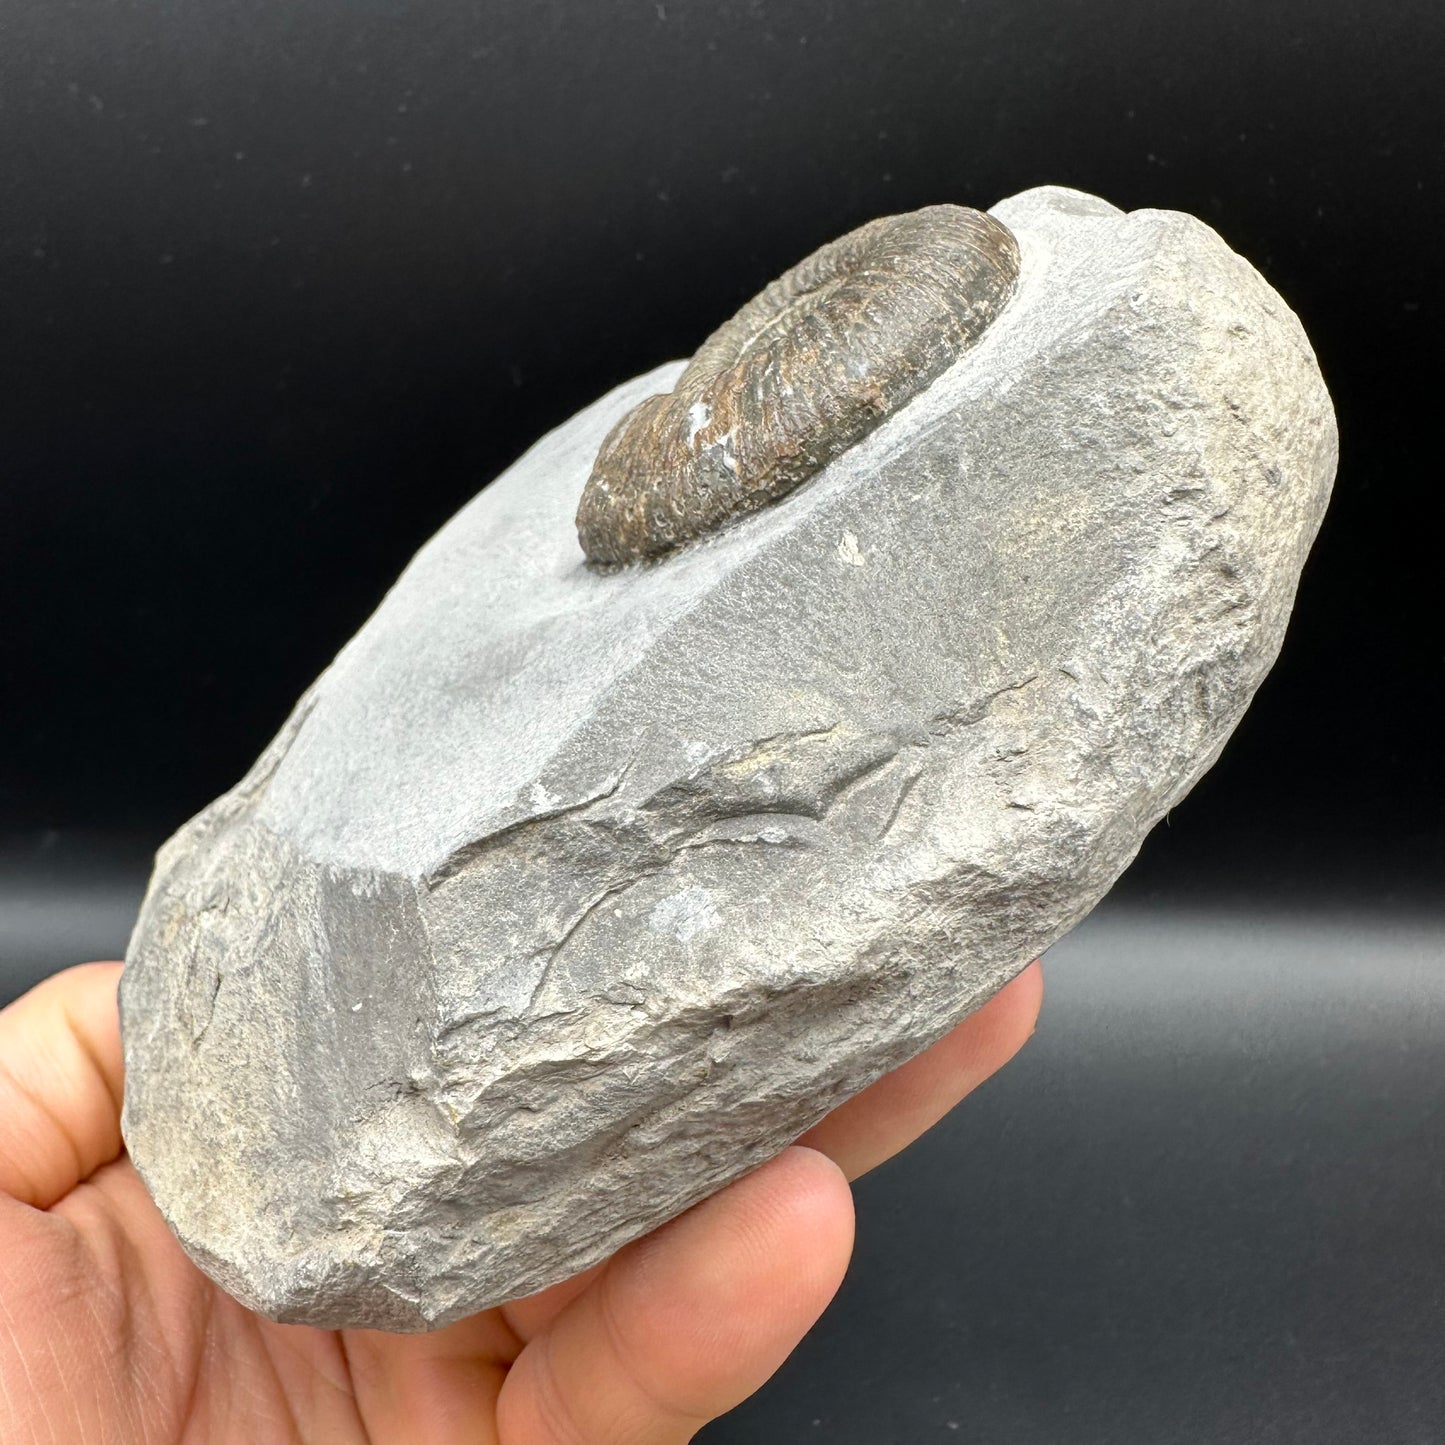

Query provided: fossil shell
[575,204,1021,565]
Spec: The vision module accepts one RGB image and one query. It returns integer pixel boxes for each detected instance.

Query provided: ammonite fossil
[576,203,1021,565]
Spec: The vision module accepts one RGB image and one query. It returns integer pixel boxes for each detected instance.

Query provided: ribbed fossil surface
[576,204,1019,564]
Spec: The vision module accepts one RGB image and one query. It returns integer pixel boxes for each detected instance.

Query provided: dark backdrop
[2,2,1442,1440]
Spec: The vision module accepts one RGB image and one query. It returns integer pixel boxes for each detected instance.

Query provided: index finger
[797,959,1042,1179]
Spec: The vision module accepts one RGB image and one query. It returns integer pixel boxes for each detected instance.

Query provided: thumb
[498,1145,855,1444]
[0,963,126,1208]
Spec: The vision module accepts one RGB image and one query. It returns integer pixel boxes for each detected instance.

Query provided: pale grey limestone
[119,186,1337,1330]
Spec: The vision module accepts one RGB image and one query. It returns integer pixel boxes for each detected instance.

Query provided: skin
[0,958,1041,1443]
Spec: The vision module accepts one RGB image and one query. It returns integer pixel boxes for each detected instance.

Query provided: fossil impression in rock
[120,186,1338,1330]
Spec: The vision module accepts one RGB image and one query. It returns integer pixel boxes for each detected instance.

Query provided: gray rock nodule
[120,187,1337,1330]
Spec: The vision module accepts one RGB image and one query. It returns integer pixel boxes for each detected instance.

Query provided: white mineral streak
[120,188,1337,1329]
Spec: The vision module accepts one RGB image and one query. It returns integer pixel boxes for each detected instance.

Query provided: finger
[496,1145,854,1445]
[499,1261,607,1344]
[336,1311,522,1445]
[798,959,1042,1180]
[0,962,126,1207]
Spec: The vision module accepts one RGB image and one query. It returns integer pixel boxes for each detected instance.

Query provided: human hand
[0,958,1040,1443]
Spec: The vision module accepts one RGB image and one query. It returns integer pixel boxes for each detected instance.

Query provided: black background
[2,0,1440,885]
[2,2,1442,1440]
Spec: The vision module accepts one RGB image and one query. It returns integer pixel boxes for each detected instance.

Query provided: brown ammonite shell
[575,203,1021,566]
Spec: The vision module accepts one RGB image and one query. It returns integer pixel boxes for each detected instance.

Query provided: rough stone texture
[119,186,1337,1331]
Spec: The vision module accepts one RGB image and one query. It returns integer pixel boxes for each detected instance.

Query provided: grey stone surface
[119,186,1337,1330]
